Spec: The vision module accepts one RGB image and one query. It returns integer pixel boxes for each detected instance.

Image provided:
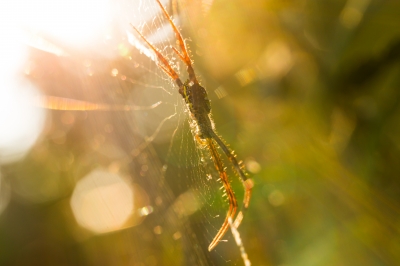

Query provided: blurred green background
[1,0,400,265]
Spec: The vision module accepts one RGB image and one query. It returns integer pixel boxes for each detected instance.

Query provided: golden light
[258,41,293,80]
[70,169,134,234]
[340,0,371,29]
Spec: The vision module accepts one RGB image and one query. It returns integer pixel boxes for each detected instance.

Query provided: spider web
[117,1,246,264]
[17,0,247,265]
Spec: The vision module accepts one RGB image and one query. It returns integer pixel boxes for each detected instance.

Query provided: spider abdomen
[182,82,211,115]
[181,81,215,139]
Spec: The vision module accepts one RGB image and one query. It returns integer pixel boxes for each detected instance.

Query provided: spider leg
[155,0,198,84]
[207,138,238,251]
[209,130,254,229]
[131,24,184,92]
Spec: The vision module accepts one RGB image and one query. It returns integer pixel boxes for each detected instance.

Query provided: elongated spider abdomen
[181,81,211,115]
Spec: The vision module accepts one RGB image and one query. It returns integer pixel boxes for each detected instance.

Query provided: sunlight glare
[0,83,45,164]
[11,0,113,47]
[0,5,45,164]
[0,0,114,163]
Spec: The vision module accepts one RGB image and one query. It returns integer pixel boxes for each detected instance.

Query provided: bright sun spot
[9,0,113,47]
[0,82,45,163]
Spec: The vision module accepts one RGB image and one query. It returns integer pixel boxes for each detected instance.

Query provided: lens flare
[70,169,134,234]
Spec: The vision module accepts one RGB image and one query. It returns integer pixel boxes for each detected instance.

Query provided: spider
[131,0,253,251]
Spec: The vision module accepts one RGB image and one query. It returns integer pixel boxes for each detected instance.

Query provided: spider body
[131,0,253,252]
[180,81,213,139]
